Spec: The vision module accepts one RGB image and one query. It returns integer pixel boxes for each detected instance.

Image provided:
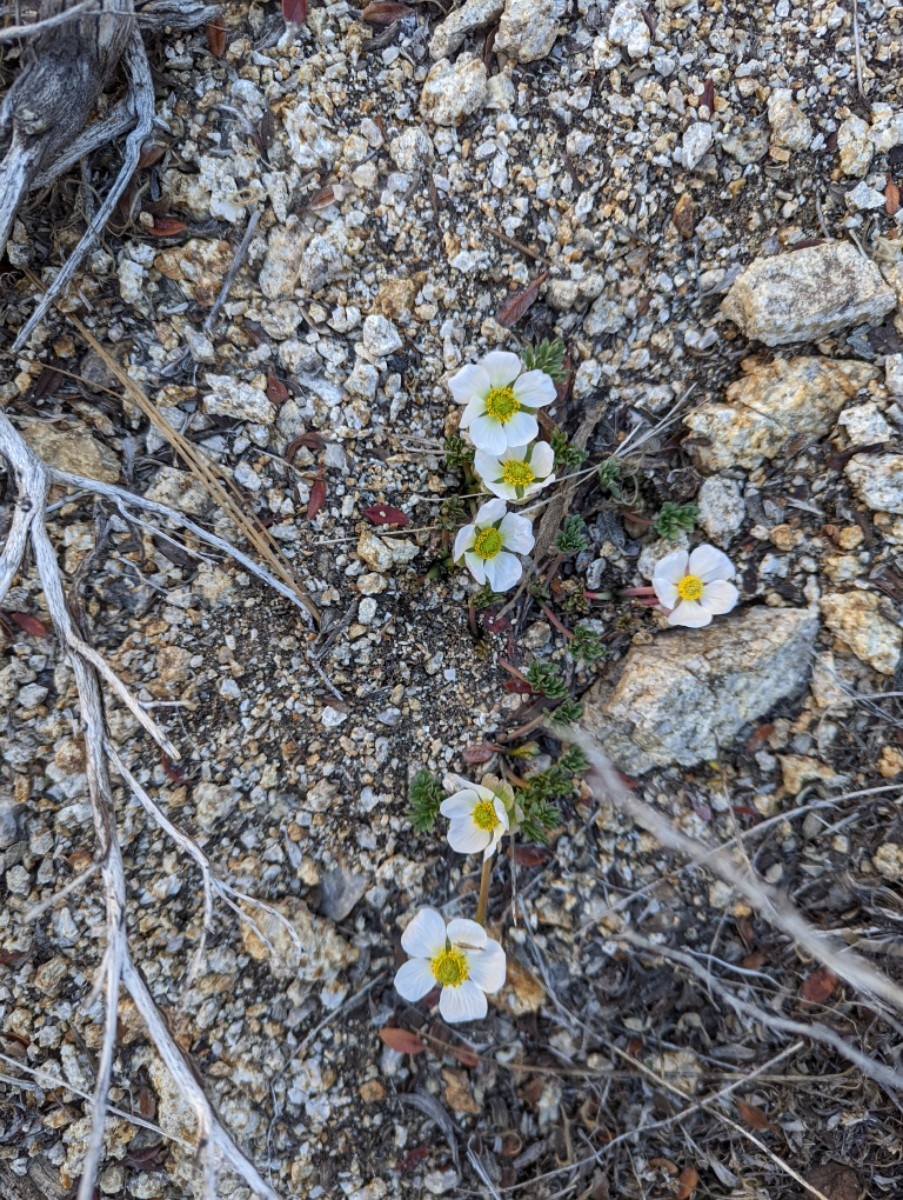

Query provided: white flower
[394,907,507,1023]
[441,777,510,858]
[473,442,556,503]
[450,350,557,456]
[453,498,534,593]
[651,544,739,628]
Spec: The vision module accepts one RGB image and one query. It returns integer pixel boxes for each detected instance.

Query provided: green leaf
[550,429,588,472]
[409,768,444,833]
[521,337,568,383]
[653,502,699,539]
[555,515,588,555]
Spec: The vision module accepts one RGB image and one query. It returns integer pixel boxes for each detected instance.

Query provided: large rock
[845,453,903,514]
[767,88,814,152]
[721,241,896,346]
[429,0,504,59]
[684,356,877,471]
[820,591,902,675]
[420,55,488,126]
[496,0,565,62]
[21,420,120,483]
[582,607,819,774]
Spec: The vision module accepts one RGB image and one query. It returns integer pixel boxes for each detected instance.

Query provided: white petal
[481,350,522,387]
[491,797,510,830]
[653,578,680,609]
[463,552,486,584]
[470,413,508,455]
[529,441,555,477]
[504,410,538,446]
[498,512,535,555]
[439,979,487,1023]
[440,792,478,818]
[689,543,735,583]
[474,497,508,526]
[449,363,490,404]
[473,450,501,482]
[513,369,557,408]
[447,918,487,950]
[652,550,690,587]
[484,552,522,593]
[668,599,712,628]
[400,907,447,958]
[394,958,437,1002]
[459,395,486,430]
[447,820,490,855]
[482,477,515,500]
[454,524,475,563]
[466,941,507,993]
[699,579,739,615]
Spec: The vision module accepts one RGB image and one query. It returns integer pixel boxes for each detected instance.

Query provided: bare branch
[567,725,903,1015]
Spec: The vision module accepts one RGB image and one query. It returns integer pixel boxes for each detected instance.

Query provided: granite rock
[496,0,565,62]
[420,56,488,126]
[685,356,878,471]
[721,241,896,346]
[820,591,902,675]
[582,606,819,773]
[845,453,903,514]
[429,0,504,60]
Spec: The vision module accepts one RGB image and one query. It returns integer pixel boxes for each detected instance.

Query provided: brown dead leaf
[147,217,188,237]
[496,270,549,327]
[699,78,715,112]
[282,0,307,22]
[267,375,290,405]
[206,17,226,56]
[800,966,839,1009]
[285,431,326,462]
[379,1027,427,1055]
[676,1165,699,1200]
[886,173,900,217]
[649,1157,679,1174]
[137,143,166,170]
[462,742,499,765]
[500,956,546,1016]
[7,612,50,637]
[362,503,409,527]
[307,475,327,520]
[736,1098,774,1131]
[805,1162,863,1200]
[362,0,414,22]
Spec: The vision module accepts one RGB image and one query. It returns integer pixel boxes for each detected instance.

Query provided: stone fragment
[869,104,903,153]
[845,180,885,211]
[836,403,892,444]
[203,374,273,424]
[837,114,873,177]
[820,591,902,675]
[873,843,903,880]
[873,236,903,308]
[696,476,745,543]
[319,866,368,922]
[153,239,232,306]
[671,192,695,238]
[429,0,504,59]
[885,353,903,396]
[361,314,402,359]
[608,0,650,58]
[357,529,393,572]
[260,220,308,299]
[721,241,896,346]
[583,606,819,774]
[297,222,348,294]
[779,755,839,795]
[685,356,877,472]
[420,56,488,126]
[681,121,713,170]
[239,897,358,982]
[845,453,903,514]
[496,0,565,62]
[389,127,433,171]
[21,420,120,483]
[767,88,813,151]
[499,956,546,1016]
[878,746,903,778]
[719,126,769,164]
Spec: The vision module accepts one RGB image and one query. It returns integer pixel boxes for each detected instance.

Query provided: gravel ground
[3,1,903,1198]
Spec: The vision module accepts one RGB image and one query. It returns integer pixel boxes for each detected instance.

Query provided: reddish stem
[542,605,573,639]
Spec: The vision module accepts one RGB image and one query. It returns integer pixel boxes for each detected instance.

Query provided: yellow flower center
[500,459,535,489]
[484,386,520,424]
[473,527,503,560]
[677,574,704,601]
[472,799,500,831]
[431,946,469,987]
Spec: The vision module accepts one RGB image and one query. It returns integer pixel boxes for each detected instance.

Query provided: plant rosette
[440,773,521,858]
[474,441,556,503]
[394,907,507,1023]
[450,350,557,455]
[651,544,739,628]
[454,498,534,592]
